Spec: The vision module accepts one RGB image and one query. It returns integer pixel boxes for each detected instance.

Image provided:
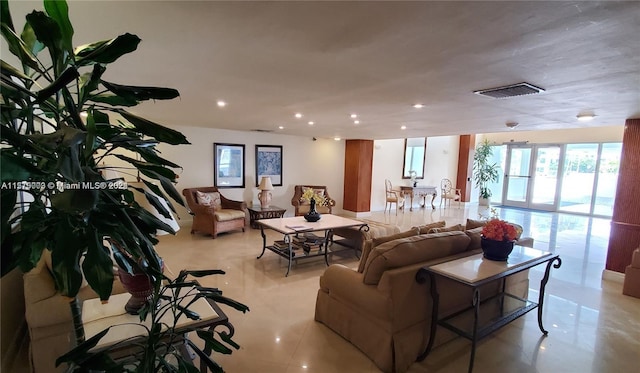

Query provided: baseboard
[602,269,625,284]
[341,211,372,219]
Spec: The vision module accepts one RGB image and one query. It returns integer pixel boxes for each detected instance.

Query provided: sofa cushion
[196,191,222,210]
[362,231,471,285]
[465,218,487,230]
[412,221,446,234]
[214,209,245,221]
[429,223,464,234]
[465,226,484,250]
[357,228,418,273]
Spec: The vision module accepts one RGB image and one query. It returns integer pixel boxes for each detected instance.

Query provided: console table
[247,205,286,229]
[415,248,561,373]
[256,214,368,276]
[399,185,437,210]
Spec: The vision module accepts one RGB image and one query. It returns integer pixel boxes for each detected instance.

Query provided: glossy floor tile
[152,204,640,373]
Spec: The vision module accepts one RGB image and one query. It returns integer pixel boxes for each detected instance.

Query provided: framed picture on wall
[214,143,245,188]
[255,145,283,187]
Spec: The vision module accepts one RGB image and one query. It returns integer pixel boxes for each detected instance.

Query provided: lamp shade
[258,176,274,191]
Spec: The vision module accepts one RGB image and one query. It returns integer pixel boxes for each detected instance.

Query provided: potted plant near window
[473,139,500,206]
[0,0,247,371]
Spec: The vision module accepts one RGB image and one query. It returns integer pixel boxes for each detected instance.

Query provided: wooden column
[456,134,476,202]
[343,140,373,213]
[606,118,640,273]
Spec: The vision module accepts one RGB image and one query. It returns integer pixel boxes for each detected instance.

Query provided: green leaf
[0,24,40,71]
[25,10,64,73]
[1,0,15,32]
[50,189,99,214]
[56,327,111,366]
[102,80,180,101]
[21,20,45,56]
[185,269,226,277]
[36,66,79,101]
[118,110,190,145]
[185,339,224,373]
[44,0,74,53]
[51,219,84,297]
[0,151,45,181]
[196,330,233,354]
[75,33,140,65]
[79,63,106,105]
[83,230,115,301]
[88,93,138,107]
[1,59,32,82]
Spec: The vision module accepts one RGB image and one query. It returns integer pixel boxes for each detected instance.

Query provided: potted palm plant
[473,139,500,206]
[1,0,247,370]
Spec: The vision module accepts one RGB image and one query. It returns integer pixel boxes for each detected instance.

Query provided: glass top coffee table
[415,248,562,373]
[256,214,368,276]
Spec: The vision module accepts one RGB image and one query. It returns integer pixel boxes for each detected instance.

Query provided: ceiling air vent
[252,129,274,133]
[474,82,545,99]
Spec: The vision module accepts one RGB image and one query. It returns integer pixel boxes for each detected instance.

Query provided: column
[343,140,374,213]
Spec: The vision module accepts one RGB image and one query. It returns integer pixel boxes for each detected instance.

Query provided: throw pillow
[464,226,484,250]
[196,191,222,210]
[412,221,446,234]
[465,218,487,230]
[357,228,419,273]
[429,224,464,234]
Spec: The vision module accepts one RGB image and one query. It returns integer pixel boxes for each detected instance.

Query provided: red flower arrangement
[481,219,518,242]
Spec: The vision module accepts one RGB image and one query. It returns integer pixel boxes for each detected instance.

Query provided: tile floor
[151,204,640,373]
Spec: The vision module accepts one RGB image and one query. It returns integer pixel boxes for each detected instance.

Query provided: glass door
[502,144,562,211]
[503,146,532,208]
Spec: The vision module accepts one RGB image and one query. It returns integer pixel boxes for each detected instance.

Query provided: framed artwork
[214,143,245,188]
[255,145,283,186]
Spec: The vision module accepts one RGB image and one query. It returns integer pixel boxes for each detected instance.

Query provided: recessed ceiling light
[577,113,595,121]
[400,125,407,130]
[334,137,341,141]
[413,104,424,109]
[308,121,314,125]
[278,126,284,130]
[350,114,357,119]
[353,120,360,124]
[295,113,303,119]
[216,100,226,107]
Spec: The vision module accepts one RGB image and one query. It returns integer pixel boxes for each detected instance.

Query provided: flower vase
[304,198,321,222]
[481,237,515,261]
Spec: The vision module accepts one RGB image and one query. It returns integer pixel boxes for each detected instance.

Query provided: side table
[247,205,286,228]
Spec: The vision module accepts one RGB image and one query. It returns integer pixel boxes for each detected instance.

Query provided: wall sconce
[257,176,274,208]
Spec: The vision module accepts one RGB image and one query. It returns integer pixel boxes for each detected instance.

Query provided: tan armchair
[291,185,336,216]
[182,187,248,238]
[440,178,461,208]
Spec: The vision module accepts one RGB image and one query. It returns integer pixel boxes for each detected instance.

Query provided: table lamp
[258,176,274,208]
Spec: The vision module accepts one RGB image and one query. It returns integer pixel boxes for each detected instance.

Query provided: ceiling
[5,1,640,140]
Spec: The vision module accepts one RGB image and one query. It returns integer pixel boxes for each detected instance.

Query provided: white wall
[157,126,345,221]
[371,136,460,212]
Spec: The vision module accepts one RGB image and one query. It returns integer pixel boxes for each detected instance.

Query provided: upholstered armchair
[291,185,336,216]
[182,187,248,238]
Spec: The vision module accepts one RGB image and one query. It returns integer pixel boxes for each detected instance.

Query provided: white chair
[385,179,404,215]
[440,178,461,208]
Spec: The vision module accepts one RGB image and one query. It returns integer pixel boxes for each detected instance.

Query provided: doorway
[502,144,562,211]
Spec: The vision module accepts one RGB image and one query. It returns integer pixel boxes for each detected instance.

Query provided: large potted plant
[1,0,247,371]
[473,139,500,206]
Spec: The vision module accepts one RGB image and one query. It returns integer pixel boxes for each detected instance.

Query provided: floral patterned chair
[291,185,336,216]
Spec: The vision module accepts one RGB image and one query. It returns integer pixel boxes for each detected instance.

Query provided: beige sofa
[315,225,531,373]
[23,251,125,373]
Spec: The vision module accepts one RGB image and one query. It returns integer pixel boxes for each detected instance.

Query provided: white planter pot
[479,197,490,206]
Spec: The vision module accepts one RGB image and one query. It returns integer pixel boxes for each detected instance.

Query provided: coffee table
[415,248,561,373]
[256,214,368,276]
